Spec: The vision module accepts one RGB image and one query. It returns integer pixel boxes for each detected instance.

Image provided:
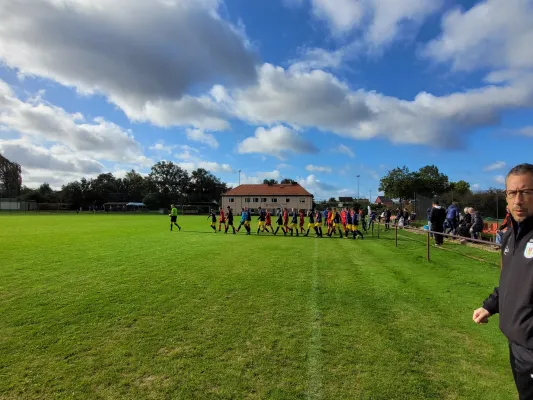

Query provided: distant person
[218,207,227,232]
[470,207,484,240]
[207,209,217,232]
[169,204,181,231]
[305,210,317,237]
[446,202,459,235]
[265,209,273,233]
[225,207,236,234]
[496,208,511,244]
[430,200,446,246]
[384,208,392,230]
[323,209,328,227]
[315,210,323,237]
[351,209,364,239]
[473,163,533,399]
[290,208,299,236]
[274,209,286,236]
[256,207,268,234]
[299,209,305,234]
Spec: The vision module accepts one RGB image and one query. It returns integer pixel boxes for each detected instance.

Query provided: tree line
[17,161,230,210]
[379,165,507,219]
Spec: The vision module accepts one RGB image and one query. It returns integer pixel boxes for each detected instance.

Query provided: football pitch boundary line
[307,239,323,400]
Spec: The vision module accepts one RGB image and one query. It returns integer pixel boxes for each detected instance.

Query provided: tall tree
[122,169,146,201]
[149,161,188,204]
[379,166,416,201]
[61,181,83,209]
[263,179,279,185]
[414,165,449,197]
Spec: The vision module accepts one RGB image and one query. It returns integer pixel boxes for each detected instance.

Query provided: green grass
[0,214,514,399]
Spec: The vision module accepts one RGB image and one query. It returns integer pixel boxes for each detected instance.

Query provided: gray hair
[507,163,533,180]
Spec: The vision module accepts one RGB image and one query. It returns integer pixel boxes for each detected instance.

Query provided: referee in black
[473,163,533,399]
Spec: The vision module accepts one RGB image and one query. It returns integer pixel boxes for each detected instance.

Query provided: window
[245,197,250,203]
[229,197,234,203]
[299,198,306,203]
[286,198,291,203]
[271,198,277,203]
[261,197,267,202]
[253,198,259,203]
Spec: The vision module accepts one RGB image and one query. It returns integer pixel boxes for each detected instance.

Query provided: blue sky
[1,0,532,200]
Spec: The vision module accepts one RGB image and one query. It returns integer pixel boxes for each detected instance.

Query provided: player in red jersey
[265,209,273,233]
[299,209,305,234]
[218,207,227,231]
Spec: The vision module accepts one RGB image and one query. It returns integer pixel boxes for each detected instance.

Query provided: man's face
[506,173,533,222]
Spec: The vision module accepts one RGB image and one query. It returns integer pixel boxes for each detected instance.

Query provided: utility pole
[238,170,241,186]
[369,189,372,203]
[356,175,360,201]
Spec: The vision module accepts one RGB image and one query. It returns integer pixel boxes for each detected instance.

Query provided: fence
[373,220,500,266]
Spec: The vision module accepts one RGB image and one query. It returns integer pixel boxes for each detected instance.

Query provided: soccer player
[225,206,236,234]
[257,207,268,234]
[323,209,328,227]
[289,208,299,236]
[274,209,286,235]
[299,209,305,234]
[315,210,323,237]
[305,209,317,237]
[207,209,217,232]
[326,208,333,236]
[283,208,290,234]
[345,208,352,238]
[341,208,348,237]
[236,208,246,232]
[169,204,181,231]
[265,209,273,233]
[334,208,343,238]
[245,207,252,235]
[218,207,227,231]
[351,208,364,239]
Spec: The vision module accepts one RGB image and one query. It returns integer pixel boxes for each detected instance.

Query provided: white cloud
[234,170,282,185]
[311,0,365,34]
[308,0,442,48]
[495,175,506,184]
[336,144,355,158]
[517,126,533,137]
[0,0,257,129]
[237,125,318,159]
[0,79,146,164]
[185,128,219,149]
[277,164,292,170]
[298,174,341,198]
[219,63,533,149]
[306,164,333,173]
[484,161,506,172]
[174,149,232,173]
[0,138,104,175]
[424,0,533,73]
[149,143,177,153]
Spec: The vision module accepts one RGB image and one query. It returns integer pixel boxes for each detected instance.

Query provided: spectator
[446,202,459,235]
[470,207,484,240]
[430,200,446,246]
[496,208,511,244]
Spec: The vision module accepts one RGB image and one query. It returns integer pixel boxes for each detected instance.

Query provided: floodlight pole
[238,170,241,186]
[356,175,360,201]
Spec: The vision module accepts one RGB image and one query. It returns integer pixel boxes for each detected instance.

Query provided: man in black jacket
[473,163,533,399]
[430,200,446,246]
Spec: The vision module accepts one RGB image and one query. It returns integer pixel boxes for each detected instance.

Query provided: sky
[1,0,532,201]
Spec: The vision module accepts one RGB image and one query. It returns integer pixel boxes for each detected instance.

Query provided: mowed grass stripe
[0,215,515,399]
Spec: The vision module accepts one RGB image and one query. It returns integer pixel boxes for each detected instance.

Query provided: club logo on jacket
[525,243,533,259]
[504,245,509,256]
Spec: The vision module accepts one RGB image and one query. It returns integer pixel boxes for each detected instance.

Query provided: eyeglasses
[505,189,533,199]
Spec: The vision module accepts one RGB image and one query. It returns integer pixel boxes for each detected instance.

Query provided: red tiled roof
[223,184,313,197]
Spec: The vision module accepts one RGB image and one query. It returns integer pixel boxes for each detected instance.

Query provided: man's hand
[473,307,491,324]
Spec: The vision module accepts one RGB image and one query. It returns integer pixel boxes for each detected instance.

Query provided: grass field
[0,214,515,399]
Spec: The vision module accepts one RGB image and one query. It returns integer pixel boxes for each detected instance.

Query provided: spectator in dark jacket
[430,200,447,245]
[496,208,511,244]
[470,207,484,239]
[445,203,459,235]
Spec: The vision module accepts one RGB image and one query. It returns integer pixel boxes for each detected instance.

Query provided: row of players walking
[208,206,371,239]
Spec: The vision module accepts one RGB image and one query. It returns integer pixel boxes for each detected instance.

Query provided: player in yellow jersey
[169,204,181,231]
